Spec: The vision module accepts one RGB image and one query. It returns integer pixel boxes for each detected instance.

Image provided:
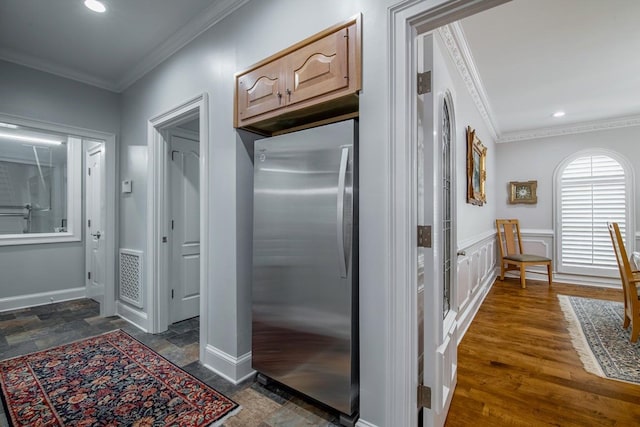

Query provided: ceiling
[0,0,638,140]
[0,0,247,92]
[458,0,640,141]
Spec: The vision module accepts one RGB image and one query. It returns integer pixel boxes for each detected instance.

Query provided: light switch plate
[121,179,132,193]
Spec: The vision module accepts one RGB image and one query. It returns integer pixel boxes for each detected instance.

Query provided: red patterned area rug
[0,330,239,426]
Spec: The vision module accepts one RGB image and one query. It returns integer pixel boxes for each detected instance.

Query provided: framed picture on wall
[508,180,538,204]
[466,126,486,206]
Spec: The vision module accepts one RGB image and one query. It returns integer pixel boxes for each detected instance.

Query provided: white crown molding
[115,0,251,91]
[497,114,640,143]
[438,22,500,141]
[0,47,118,92]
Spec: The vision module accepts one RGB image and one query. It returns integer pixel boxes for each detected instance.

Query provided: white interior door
[85,142,105,303]
[418,33,458,427]
[169,133,200,324]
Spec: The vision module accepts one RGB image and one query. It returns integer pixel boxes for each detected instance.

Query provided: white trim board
[115,300,149,332]
[497,114,640,143]
[508,271,620,289]
[203,345,255,385]
[0,287,85,312]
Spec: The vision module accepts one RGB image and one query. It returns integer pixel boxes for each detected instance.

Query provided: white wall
[495,125,640,283]
[495,126,640,229]
[0,60,119,299]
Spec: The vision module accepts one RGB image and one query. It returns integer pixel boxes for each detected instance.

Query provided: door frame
[386,1,508,426]
[147,93,209,345]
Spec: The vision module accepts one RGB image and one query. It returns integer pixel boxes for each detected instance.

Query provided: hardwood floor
[445,279,640,426]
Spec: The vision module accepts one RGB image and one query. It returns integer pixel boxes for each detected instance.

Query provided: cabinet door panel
[237,60,284,122]
[286,27,349,106]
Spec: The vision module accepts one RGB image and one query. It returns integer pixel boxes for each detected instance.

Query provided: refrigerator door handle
[337,146,349,279]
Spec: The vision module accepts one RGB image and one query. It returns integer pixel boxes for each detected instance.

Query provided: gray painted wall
[119,1,497,424]
[117,1,400,424]
[0,0,501,423]
[495,126,640,231]
[0,60,119,298]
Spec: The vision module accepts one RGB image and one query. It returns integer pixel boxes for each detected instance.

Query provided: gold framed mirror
[466,126,486,206]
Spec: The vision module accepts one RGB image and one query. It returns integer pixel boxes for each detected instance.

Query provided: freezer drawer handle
[337,146,349,278]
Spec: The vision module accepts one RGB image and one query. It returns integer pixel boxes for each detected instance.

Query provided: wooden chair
[607,222,640,342]
[495,219,552,288]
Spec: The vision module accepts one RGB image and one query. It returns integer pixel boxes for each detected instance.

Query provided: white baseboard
[116,300,149,332]
[0,287,86,312]
[504,270,620,288]
[457,268,497,344]
[203,345,255,385]
[356,419,380,427]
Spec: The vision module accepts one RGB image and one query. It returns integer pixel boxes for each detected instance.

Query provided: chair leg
[520,265,526,289]
[547,263,552,286]
[500,263,505,281]
[623,315,630,329]
[631,323,640,343]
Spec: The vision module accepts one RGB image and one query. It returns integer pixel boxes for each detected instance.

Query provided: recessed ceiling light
[552,111,566,118]
[0,132,63,145]
[84,0,106,13]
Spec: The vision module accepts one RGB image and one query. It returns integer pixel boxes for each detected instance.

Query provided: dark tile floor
[0,299,343,427]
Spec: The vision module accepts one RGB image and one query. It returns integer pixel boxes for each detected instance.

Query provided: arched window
[555,150,634,277]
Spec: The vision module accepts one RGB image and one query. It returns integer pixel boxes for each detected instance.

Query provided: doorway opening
[146,94,209,365]
[387,1,508,426]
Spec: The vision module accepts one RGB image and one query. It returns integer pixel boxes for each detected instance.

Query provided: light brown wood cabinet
[234,15,361,135]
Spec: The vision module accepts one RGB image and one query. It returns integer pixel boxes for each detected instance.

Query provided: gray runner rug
[558,294,640,384]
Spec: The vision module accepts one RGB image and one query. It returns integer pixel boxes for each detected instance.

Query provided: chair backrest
[496,219,524,259]
[608,222,638,308]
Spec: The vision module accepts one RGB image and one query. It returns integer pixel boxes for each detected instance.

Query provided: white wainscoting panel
[456,231,498,342]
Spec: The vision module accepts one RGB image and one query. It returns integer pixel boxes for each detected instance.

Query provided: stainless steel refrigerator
[252,119,358,421]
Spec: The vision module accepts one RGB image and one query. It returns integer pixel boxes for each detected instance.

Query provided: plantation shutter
[560,155,626,269]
